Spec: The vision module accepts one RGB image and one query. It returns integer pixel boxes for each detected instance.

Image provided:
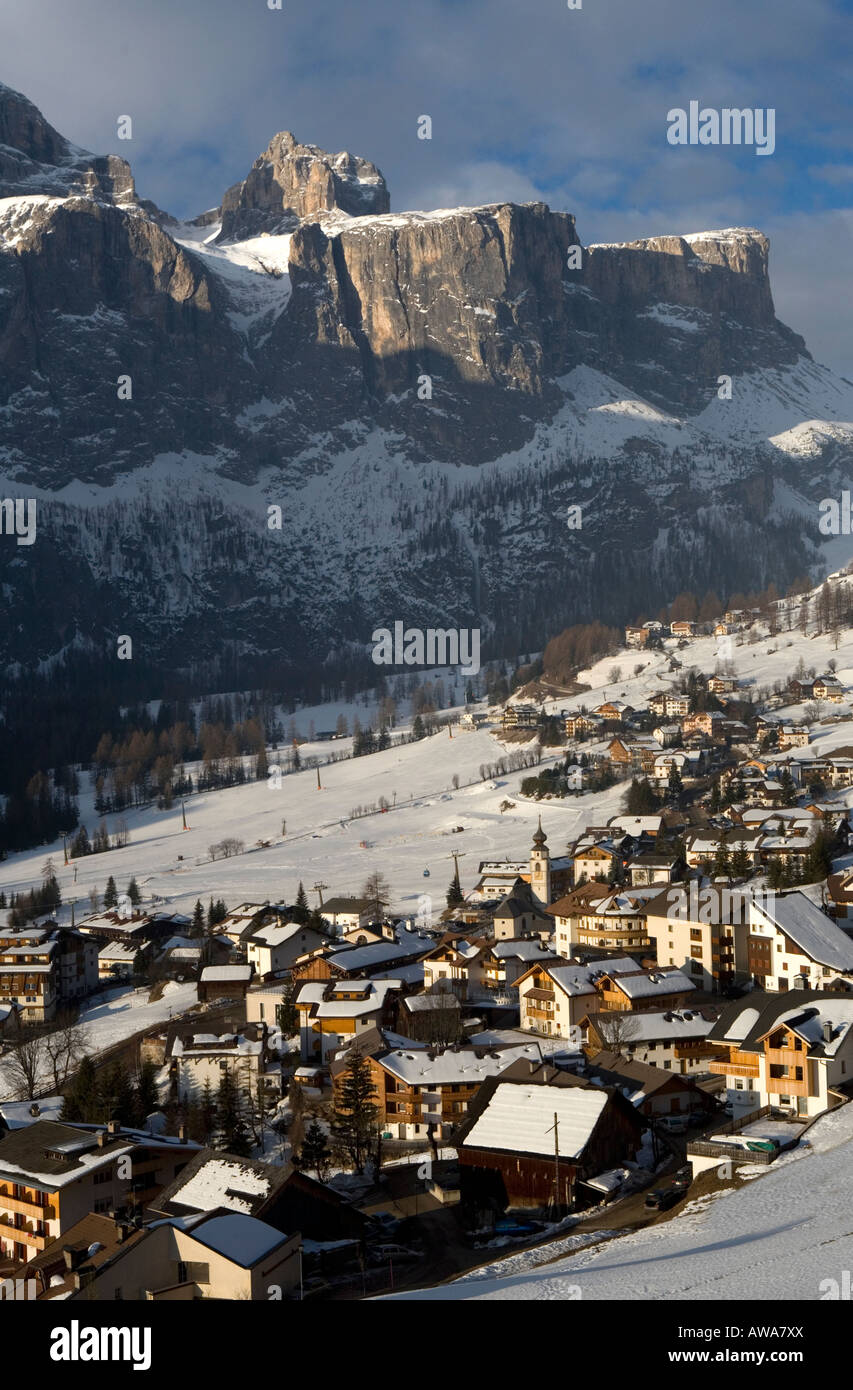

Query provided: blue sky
[4,0,852,374]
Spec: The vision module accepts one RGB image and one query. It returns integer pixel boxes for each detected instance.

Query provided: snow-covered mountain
[2,80,853,697]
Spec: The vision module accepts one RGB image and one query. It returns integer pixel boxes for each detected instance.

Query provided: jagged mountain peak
[0,78,136,205]
[215,127,390,242]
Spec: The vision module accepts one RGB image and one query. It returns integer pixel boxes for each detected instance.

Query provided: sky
[3,0,853,376]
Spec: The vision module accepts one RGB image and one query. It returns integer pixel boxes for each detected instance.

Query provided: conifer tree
[331,1050,378,1174]
[103,876,118,909]
[297,1120,331,1182]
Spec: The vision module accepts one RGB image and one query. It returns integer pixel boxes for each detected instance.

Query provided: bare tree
[592,1011,640,1053]
[362,870,391,919]
[5,1034,46,1100]
[43,1014,91,1092]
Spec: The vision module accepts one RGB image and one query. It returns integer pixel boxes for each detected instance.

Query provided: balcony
[708,1059,759,1078]
[0,1216,47,1250]
[0,1193,55,1220]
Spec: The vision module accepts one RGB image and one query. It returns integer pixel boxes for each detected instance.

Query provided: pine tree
[446,866,464,907]
[216,1069,252,1156]
[126,877,141,906]
[296,1120,331,1182]
[103,876,118,909]
[61,1055,100,1123]
[778,770,797,807]
[199,1080,217,1144]
[99,1060,136,1127]
[412,715,425,740]
[331,1050,378,1174]
[134,1061,160,1124]
[277,981,298,1035]
[192,899,205,934]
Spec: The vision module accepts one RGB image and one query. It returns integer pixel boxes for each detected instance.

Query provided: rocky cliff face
[0,84,848,699]
[217,130,389,241]
[0,82,136,203]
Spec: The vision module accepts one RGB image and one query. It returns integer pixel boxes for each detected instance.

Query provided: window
[94,1170,111,1185]
[690,929,702,942]
[94,1198,111,1214]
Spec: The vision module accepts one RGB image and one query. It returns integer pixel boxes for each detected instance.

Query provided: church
[472,820,574,908]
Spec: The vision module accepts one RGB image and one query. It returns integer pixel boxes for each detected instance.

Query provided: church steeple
[530,817,551,907]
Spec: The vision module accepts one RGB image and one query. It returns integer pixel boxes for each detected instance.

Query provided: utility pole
[313,882,328,909]
[547,1110,561,1218]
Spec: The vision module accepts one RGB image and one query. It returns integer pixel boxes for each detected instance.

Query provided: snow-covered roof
[171,1157,271,1215]
[190,1213,288,1267]
[200,965,253,981]
[464,1083,609,1158]
[751,892,853,972]
[379,1042,543,1085]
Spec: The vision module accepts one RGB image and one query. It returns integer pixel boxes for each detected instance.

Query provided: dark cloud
[3,0,851,374]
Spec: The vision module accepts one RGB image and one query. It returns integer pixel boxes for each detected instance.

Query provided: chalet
[422,937,488,999]
[564,712,603,739]
[606,735,658,773]
[777,723,810,749]
[500,703,539,730]
[594,701,634,723]
[0,928,57,1024]
[150,1148,365,1242]
[216,903,287,950]
[625,626,649,648]
[97,941,138,980]
[332,1037,546,1141]
[0,1120,198,1264]
[469,939,560,997]
[28,1209,300,1303]
[585,1051,707,1119]
[681,710,726,738]
[670,620,696,638]
[245,921,330,978]
[318,897,374,933]
[706,990,853,1117]
[515,955,691,1037]
[548,883,655,954]
[746,892,853,992]
[453,1059,644,1214]
[714,622,734,638]
[169,1026,281,1107]
[571,839,622,885]
[788,678,815,702]
[198,964,254,1003]
[398,992,463,1042]
[295,977,403,1062]
[708,674,738,694]
[625,853,681,887]
[813,675,845,703]
[653,723,682,747]
[580,1006,724,1073]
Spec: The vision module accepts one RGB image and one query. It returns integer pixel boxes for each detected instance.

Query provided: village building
[453,1059,644,1215]
[168,1026,281,1107]
[471,824,573,905]
[0,928,58,1024]
[580,1006,723,1073]
[746,892,853,992]
[645,882,754,992]
[245,921,330,979]
[514,956,692,1038]
[197,964,254,1004]
[29,1208,300,1302]
[332,1035,547,1141]
[813,675,845,703]
[706,990,853,1117]
[97,940,138,981]
[295,977,403,1063]
[584,1052,708,1119]
[317,897,375,934]
[150,1148,365,1243]
[548,882,656,954]
[0,1120,197,1264]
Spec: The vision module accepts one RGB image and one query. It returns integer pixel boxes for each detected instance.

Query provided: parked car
[657,1115,689,1134]
[644,1188,681,1211]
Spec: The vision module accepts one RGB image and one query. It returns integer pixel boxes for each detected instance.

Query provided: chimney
[178,1122,186,1143]
[823,1021,833,1043]
[107,1119,120,1136]
[96,1129,107,1148]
